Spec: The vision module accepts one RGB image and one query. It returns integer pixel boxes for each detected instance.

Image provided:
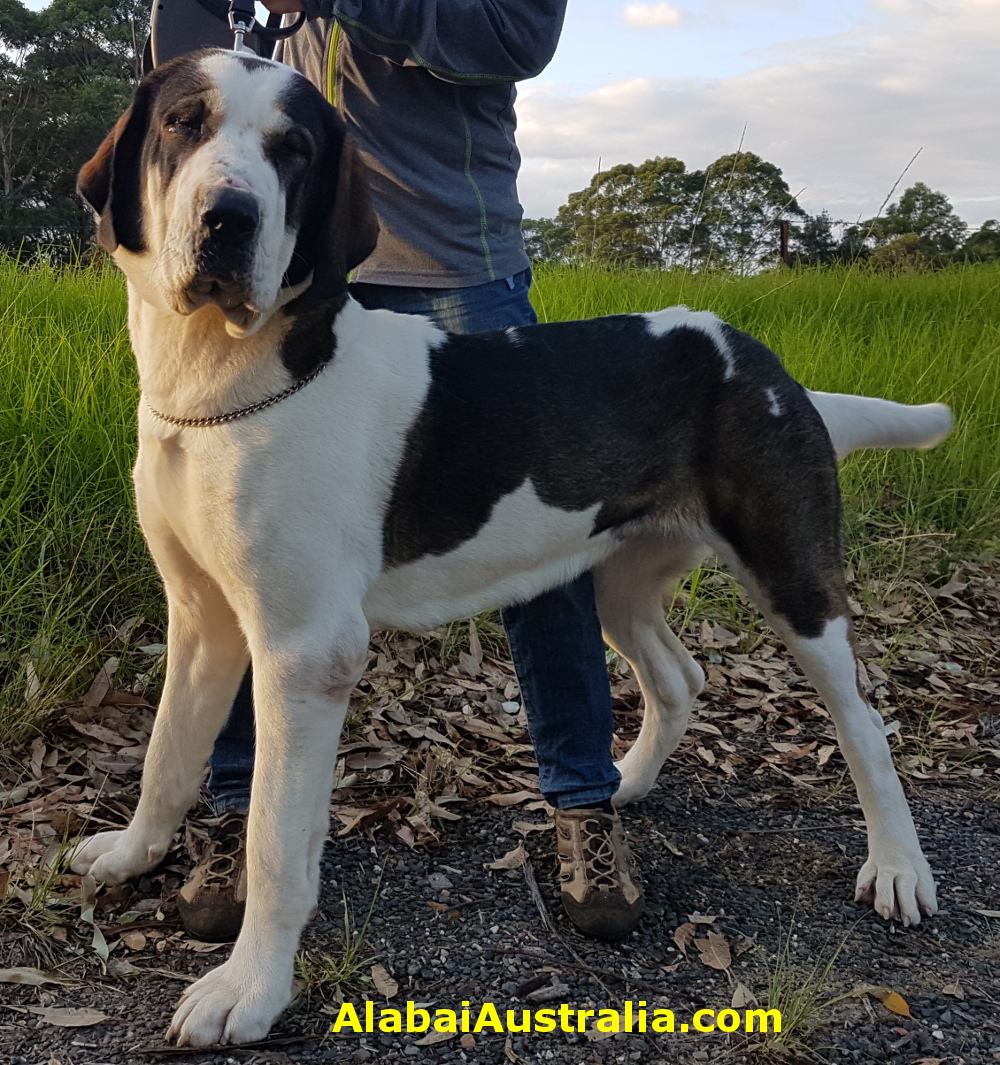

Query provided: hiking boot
[177,810,248,942]
[555,806,645,941]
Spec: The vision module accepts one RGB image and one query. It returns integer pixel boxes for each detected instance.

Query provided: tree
[791,210,839,267]
[0,0,147,257]
[520,217,573,263]
[864,182,967,256]
[552,156,700,268]
[961,219,1000,263]
[696,151,805,273]
[867,233,931,273]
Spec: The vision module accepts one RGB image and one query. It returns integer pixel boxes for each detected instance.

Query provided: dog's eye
[165,109,204,139]
[274,132,312,163]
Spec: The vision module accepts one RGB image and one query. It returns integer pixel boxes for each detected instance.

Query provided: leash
[146,0,305,72]
[145,359,330,427]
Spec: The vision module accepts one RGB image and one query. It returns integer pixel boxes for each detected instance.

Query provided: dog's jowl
[71,49,953,1047]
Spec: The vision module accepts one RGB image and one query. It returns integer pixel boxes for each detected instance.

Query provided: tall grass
[0,260,160,744]
[1,257,998,743]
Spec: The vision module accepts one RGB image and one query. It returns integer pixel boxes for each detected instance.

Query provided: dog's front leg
[70,562,248,884]
[167,615,369,1047]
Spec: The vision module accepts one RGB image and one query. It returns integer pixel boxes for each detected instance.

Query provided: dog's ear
[78,85,153,253]
[288,110,379,298]
[332,137,380,278]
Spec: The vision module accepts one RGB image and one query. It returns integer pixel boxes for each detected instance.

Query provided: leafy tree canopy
[533,151,804,273]
[553,156,698,268]
[1,0,147,257]
[864,181,968,254]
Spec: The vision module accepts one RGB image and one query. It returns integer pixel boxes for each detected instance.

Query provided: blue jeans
[208,269,621,811]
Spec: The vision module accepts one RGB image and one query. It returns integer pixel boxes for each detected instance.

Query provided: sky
[22,0,1000,227]
[517,0,1000,226]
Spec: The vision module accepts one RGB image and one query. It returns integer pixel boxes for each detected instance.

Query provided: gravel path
[3,768,997,1065]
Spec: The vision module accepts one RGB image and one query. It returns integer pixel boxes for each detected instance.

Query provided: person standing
[177,0,645,945]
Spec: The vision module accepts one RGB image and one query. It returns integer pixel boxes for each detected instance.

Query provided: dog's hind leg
[726,560,936,925]
[769,610,937,925]
[167,606,370,1047]
[595,538,706,808]
[70,542,248,886]
[705,393,936,925]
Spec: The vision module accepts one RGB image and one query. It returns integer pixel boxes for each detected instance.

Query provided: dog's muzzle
[186,188,261,326]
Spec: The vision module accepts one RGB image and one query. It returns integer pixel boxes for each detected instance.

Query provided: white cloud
[623,3,687,29]
[518,0,1000,226]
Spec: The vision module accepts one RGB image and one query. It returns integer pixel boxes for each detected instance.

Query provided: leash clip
[228,0,258,53]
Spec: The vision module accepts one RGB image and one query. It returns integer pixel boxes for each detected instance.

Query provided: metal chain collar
[145,359,330,428]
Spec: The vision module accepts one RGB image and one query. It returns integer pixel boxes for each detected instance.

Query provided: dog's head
[79,49,378,337]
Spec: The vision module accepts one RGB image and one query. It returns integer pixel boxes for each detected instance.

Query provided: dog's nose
[202,189,259,244]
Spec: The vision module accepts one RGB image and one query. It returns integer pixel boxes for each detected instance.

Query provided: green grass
[0,259,160,745]
[295,885,381,1003]
[1,257,998,744]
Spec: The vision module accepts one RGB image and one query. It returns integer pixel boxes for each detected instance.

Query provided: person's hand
[261,0,305,13]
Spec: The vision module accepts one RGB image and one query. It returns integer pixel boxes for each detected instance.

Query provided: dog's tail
[807,391,953,460]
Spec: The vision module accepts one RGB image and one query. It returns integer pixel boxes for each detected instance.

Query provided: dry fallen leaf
[0,967,76,987]
[24,1006,108,1027]
[415,1030,455,1046]
[816,744,837,767]
[512,821,552,836]
[731,981,757,1007]
[183,939,227,952]
[879,991,912,1018]
[371,963,398,998]
[346,751,402,771]
[485,844,528,871]
[122,931,146,951]
[81,658,119,708]
[694,931,732,971]
[484,790,537,807]
[460,1034,476,1048]
[672,922,696,955]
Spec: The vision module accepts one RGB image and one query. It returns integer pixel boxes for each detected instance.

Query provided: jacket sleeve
[298,0,567,83]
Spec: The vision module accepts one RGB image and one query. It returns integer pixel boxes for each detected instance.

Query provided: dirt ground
[2,553,998,1064]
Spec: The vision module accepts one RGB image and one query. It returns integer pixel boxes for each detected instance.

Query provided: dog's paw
[612,754,658,808]
[855,851,938,926]
[168,958,292,1046]
[68,830,166,885]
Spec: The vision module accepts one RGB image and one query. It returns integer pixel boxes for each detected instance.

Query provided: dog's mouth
[183,272,262,331]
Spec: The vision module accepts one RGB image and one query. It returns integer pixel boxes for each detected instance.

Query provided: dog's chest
[134,429,252,570]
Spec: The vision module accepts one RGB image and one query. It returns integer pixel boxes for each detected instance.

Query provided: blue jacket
[277,2,567,287]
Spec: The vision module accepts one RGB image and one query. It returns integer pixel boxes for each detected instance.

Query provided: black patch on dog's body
[277,296,343,379]
[383,316,844,638]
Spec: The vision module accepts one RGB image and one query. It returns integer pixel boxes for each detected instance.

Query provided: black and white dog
[71,50,951,1046]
